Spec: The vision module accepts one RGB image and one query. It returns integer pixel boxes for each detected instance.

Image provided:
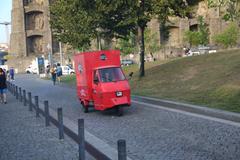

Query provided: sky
[0,0,12,44]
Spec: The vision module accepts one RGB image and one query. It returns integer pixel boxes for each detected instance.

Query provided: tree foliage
[184,31,201,47]
[184,16,209,47]
[207,0,240,21]
[213,22,239,48]
[50,0,189,77]
[115,33,137,56]
[144,28,161,54]
[197,16,209,45]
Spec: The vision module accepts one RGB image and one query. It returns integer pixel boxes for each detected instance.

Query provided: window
[98,67,125,82]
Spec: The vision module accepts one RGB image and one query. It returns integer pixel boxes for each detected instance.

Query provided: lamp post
[59,42,63,66]
[47,43,53,67]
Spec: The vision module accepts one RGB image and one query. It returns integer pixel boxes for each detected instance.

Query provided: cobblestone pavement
[13,74,240,160]
[0,93,94,160]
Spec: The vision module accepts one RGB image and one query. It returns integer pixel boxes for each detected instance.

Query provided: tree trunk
[138,26,145,77]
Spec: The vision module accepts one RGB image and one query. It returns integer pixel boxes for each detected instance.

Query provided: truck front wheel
[81,102,89,113]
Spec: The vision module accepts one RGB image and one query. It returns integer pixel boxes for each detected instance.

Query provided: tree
[198,16,209,45]
[50,0,189,77]
[50,0,137,49]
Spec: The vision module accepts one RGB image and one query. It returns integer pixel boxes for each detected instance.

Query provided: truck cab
[74,50,131,116]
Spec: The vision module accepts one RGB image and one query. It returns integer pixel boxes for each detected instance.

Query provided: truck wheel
[84,106,89,113]
[116,106,123,116]
[81,102,89,113]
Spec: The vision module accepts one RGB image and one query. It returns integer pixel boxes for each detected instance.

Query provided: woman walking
[50,66,57,85]
[0,68,7,104]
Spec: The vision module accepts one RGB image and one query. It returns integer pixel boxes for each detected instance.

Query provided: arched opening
[27,35,44,55]
[168,26,180,47]
[190,24,198,31]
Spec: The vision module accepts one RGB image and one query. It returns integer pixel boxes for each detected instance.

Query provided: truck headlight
[116,91,123,97]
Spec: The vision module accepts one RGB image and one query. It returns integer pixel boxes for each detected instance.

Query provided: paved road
[0,93,94,160]
[12,74,240,160]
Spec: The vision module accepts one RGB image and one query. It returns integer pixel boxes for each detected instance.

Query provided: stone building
[9,0,54,72]
[146,1,231,59]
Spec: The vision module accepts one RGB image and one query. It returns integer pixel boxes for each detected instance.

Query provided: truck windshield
[99,67,125,82]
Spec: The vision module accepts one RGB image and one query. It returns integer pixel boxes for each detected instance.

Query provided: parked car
[25,66,37,74]
[61,65,75,75]
[121,59,134,66]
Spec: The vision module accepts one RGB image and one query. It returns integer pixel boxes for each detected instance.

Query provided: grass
[60,49,240,113]
[60,74,76,86]
[129,49,240,113]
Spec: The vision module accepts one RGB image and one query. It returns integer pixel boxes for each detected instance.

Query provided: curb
[132,95,240,123]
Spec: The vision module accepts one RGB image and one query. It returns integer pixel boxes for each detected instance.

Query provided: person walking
[0,68,7,104]
[9,67,14,81]
[56,63,62,83]
[50,66,57,85]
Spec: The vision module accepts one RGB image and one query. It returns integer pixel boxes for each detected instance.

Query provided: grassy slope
[127,49,240,112]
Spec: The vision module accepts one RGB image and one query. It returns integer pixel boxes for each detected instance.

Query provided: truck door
[92,70,102,109]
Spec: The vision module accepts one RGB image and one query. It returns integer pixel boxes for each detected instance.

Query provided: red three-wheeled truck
[74,50,131,116]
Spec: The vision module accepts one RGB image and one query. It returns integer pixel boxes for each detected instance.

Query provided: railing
[7,81,128,160]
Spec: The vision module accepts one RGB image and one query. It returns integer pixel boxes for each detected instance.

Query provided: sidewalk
[0,93,94,160]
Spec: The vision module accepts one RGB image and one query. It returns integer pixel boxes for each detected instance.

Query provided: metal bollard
[23,90,26,106]
[44,101,50,127]
[11,84,14,93]
[78,119,85,160]
[28,92,32,111]
[9,83,11,93]
[16,86,18,100]
[13,84,16,96]
[9,83,12,93]
[19,87,22,102]
[57,108,64,140]
[118,139,127,160]
[34,96,39,117]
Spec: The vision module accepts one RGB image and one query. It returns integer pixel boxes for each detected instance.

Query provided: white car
[61,65,75,75]
[25,66,37,74]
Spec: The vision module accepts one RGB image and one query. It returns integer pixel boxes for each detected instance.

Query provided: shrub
[213,22,239,48]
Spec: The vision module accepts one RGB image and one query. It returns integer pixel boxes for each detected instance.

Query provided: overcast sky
[0,0,12,44]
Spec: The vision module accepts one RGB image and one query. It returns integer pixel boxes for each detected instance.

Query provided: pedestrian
[56,63,62,83]
[9,67,14,81]
[0,68,7,104]
[50,66,57,85]
[6,70,10,81]
[45,64,50,77]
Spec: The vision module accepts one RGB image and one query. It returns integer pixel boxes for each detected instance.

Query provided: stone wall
[9,0,53,72]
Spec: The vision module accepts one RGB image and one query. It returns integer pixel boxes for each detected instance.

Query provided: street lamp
[59,41,63,66]
[47,43,53,67]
